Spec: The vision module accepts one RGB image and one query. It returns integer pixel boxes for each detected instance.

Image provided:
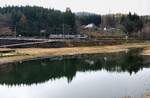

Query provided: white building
[84,23,97,29]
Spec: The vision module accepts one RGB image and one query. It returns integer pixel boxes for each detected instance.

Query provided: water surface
[0,49,150,98]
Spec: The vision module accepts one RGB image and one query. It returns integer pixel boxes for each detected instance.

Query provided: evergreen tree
[121,12,143,34]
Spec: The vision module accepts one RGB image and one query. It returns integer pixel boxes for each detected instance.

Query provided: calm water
[0,49,150,98]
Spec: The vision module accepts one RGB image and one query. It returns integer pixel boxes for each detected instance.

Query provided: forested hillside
[0,6,76,36]
[0,6,149,37]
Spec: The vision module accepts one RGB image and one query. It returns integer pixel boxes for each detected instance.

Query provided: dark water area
[0,48,150,98]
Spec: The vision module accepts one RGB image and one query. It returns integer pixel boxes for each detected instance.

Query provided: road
[0,37,66,48]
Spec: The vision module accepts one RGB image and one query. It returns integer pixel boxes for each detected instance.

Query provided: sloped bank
[0,42,150,65]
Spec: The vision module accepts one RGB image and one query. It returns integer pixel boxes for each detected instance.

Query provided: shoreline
[0,42,150,65]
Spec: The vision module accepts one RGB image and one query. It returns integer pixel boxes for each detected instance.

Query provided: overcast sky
[0,0,149,15]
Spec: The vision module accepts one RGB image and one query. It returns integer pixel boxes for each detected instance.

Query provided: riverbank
[143,48,150,56]
[0,42,150,65]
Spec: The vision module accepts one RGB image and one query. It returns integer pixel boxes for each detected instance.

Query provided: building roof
[84,23,97,29]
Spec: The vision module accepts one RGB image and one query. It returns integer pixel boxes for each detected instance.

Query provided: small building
[84,23,97,30]
[40,30,46,33]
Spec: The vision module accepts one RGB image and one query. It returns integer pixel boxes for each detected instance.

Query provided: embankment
[0,42,150,65]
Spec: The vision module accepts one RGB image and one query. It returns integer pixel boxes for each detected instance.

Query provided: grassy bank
[0,42,150,64]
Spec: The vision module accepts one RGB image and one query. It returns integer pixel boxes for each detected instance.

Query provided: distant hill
[75,12,98,17]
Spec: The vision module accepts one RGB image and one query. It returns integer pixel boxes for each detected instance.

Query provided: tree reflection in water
[0,48,149,86]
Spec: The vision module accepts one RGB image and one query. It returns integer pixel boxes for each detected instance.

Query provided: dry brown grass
[82,31,124,39]
[0,42,150,64]
[142,95,150,98]
[143,48,150,56]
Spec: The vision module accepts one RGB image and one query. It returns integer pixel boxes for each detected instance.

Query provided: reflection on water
[0,48,150,98]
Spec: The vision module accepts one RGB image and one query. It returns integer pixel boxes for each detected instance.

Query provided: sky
[0,0,149,15]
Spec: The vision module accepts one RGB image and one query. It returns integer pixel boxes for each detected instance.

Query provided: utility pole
[14,25,17,38]
[63,23,65,39]
[62,13,65,39]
